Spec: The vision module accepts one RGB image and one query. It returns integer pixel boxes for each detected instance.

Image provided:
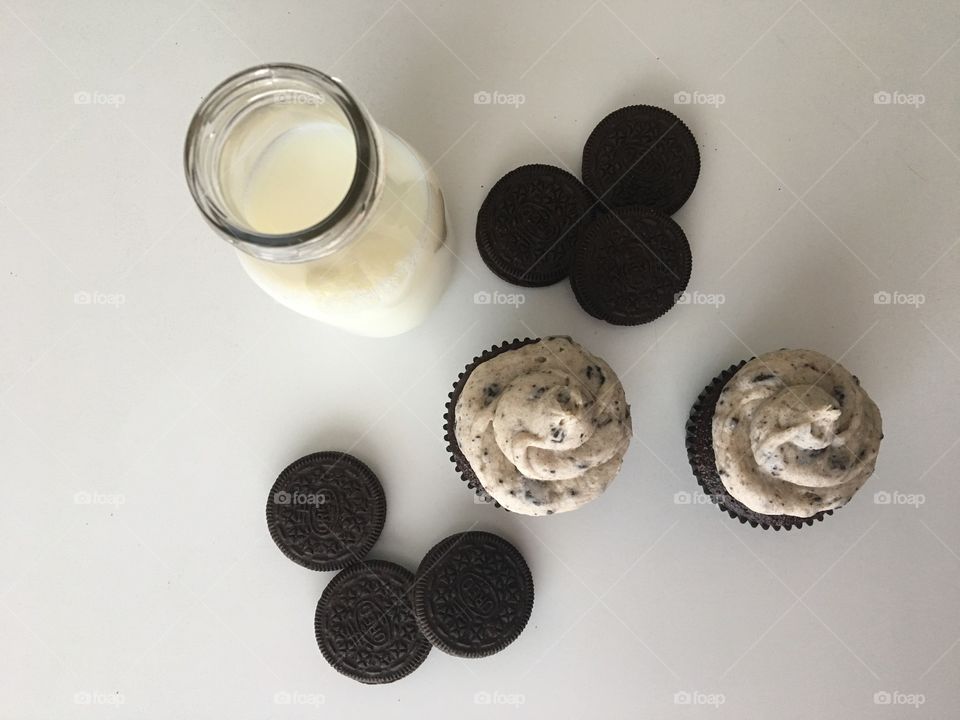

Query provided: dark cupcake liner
[443,338,542,510]
[684,360,833,530]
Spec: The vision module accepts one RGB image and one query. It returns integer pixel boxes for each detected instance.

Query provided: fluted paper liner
[443,338,541,511]
[684,359,833,531]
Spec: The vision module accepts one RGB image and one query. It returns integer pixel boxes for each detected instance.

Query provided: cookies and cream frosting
[454,336,632,515]
[712,349,882,517]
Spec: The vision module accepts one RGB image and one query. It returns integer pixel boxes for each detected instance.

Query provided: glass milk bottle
[184,64,452,337]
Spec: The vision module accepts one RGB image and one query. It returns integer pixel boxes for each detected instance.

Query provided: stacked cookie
[476,105,699,324]
[265,452,534,683]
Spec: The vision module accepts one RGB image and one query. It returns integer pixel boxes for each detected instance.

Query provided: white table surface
[2,1,960,718]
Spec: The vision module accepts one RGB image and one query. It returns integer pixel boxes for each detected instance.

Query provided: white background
[2,1,959,718]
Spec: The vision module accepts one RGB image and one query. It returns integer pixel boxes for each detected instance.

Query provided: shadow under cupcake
[685,348,883,530]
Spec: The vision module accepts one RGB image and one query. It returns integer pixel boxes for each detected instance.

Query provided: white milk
[235,121,451,337]
[242,122,357,234]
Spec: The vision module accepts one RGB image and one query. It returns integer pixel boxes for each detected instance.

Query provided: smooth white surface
[1,1,959,718]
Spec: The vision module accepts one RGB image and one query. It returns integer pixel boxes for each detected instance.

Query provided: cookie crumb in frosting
[712,349,882,517]
[455,337,632,515]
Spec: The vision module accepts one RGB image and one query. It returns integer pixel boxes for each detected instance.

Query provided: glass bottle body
[185,64,451,337]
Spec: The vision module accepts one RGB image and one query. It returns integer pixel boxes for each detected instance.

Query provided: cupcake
[686,349,883,529]
[444,336,632,515]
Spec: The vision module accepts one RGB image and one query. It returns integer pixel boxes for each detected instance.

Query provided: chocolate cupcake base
[443,338,542,510]
[685,361,832,530]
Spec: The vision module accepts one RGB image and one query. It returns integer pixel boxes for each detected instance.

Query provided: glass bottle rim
[183,63,382,261]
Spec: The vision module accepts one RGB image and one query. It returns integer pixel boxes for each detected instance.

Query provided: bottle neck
[184,63,383,263]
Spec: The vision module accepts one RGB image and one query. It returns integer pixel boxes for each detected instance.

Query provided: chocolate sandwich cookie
[315,560,431,684]
[582,105,700,214]
[266,452,386,571]
[571,206,691,325]
[476,164,595,287]
[414,531,533,657]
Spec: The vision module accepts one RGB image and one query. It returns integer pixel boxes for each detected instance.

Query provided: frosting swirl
[455,337,632,515]
[712,349,882,517]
